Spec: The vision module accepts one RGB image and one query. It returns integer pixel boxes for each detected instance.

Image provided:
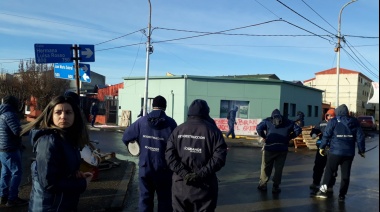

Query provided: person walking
[122,95,177,212]
[165,99,228,212]
[315,104,365,202]
[295,111,305,127]
[0,95,28,207]
[256,109,302,194]
[90,102,98,127]
[21,95,93,211]
[309,109,337,194]
[226,105,238,139]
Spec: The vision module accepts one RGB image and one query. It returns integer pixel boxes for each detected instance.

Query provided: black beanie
[152,95,166,109]
[2,95,19,111]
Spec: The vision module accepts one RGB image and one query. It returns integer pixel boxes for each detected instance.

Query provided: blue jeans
[0,150,23,201]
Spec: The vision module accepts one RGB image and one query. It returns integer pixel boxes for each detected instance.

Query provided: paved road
[118,130,378,212]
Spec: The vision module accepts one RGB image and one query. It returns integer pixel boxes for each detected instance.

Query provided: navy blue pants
[138,166,172,212]
[322,154,354,196]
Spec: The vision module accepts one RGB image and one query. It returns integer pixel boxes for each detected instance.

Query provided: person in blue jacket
[316,104,365,202]
[256,109,302,194]
[21,95,93,211]
[226,105,238,139]
[0,95,28,207]
[165,99,227,212]
[122,95,177,212]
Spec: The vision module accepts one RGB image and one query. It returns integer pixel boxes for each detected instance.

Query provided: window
[307,105,312,117]
[220,100,249,119]
[314,106,319,117]
[283,103,289,119]
[290,103,296,117]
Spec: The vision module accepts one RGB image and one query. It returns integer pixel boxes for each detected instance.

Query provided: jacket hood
[335,104,349,116]
[233,106,239,111]
[187,99,210,117]
[271,109,282,118]
[0,104,13,115]
[147,110,169,130]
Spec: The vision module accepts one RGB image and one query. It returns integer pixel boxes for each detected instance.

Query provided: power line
[276,0,335,36]
[95,28,147,46]
[301,0,337,32]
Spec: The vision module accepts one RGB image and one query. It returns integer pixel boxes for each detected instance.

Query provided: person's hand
[184,173,201,185]
[359,152,365,158]
[83,172,93,185]
[319,149,325,156]
[234,121,237,125]
[311,134,317,139]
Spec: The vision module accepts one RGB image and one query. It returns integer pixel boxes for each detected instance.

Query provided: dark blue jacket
[310,120,328,147]
[29,129,87,212]
[257,109,302,152]
[0,104,22,151]
[122,109,177,170]
[320,104,365,156]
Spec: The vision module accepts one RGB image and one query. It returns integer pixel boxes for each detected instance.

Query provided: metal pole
[73,44,80,95]
[336,0,357,107]
[143,0,152,116]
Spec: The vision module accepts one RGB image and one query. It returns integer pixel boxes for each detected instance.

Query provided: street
[89,130,379,212]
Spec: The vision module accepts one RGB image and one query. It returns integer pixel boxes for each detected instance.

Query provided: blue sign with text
[35,44,73,64]
[79,44,95,62]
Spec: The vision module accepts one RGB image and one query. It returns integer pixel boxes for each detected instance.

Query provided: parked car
[357,116,377,131]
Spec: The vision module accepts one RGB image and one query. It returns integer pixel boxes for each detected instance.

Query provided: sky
[0,0,378,86]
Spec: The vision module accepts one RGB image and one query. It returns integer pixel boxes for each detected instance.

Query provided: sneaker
[315,191,328,199]
[338,195,345,202]
[0,196,7,205]
[257,184,267,191]
[327,187,334,193]
[5,197,28,207]
[309,183,318,190]
[272,186,281,194]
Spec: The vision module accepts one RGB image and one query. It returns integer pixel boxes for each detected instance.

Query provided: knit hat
[326,108,336,117]
[2,95,19,111]
[187,99,210,117]
[152,95,166,110]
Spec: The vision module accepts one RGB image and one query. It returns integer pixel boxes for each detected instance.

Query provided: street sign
[79,44,95,62]
[54,63,91,83]
[54,63,75,80]
[79,63,91,83]
[35,44,73,64]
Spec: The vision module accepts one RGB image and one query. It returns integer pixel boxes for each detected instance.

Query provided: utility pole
[143,0,153,116]
[335,0,357,107]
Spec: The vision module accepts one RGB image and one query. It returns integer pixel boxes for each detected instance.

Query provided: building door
[106,99,118,124]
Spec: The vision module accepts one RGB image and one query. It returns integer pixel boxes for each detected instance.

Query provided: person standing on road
[90,102,98,127]
[226,105,238,139]
[165,99,228,212]
[256,109,302,194]
[122,95,177,212]
[309,109,337,193]
[0,95,28,207]
[295,111,305,127]
[316,104,365,202]
[21,95,93,211]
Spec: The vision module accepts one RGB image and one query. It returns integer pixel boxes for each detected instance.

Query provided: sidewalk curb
[110,161,136,210]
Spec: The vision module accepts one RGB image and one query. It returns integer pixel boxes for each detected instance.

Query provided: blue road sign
[79,63,91,83]
[79,44,95,62]
[54,63,75,80]
[35,44,73,64]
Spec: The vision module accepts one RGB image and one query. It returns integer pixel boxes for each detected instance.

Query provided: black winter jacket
[28,129,87,212]
[256,109,302,151]
[0,104,22,151]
